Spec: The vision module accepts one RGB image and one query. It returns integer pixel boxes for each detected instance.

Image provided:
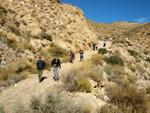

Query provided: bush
[0,4,8,16]
[144,63,148,68]
[146,87,150,94]
[49,43,69,57]
[90,54,103,65]
[0,106,5,113]
[41,32,52,41]
[62,69,79,92]
[23,40,36,53]
[128,50,138,58]
[106,83,149,113]
[146,57,150,62]
[6,34,18,50]
[97,104,122,113]
[9,25,20,35]
[104,56,124,66]
[28,92,83,113]
[130,65,136,72]
[75,77,92,93]
[98,48,108,54]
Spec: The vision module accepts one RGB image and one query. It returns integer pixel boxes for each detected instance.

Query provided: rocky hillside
[0,0,97,64]
[86,19,150,52]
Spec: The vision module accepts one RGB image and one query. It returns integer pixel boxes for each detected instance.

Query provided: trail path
[0,50,97,112]
[0,41,112,113]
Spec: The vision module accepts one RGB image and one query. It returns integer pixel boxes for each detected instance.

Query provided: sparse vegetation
[146,57,150,62]
[106,83,149,113]
[49,42,69,57]
[128,50,138,58]
[130,65,136,72]
[104,56,124,66]
[75,77,92,93]
[98,48,108,54]
[90,54,103,65]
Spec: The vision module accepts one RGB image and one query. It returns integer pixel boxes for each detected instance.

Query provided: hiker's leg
[38,70,43,82]
[57,68,59,81]
[53,67,57,81]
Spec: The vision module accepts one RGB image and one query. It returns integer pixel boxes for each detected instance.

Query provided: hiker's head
[54,55,57,59]
[39,57,42,60]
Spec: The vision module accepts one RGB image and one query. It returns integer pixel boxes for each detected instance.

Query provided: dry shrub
[97,104,122,113]
[6,34,18,50]
[144,63,148,68]
[87,66,103,87]
[104,65,125,83]
[23,40,36,53]
[106,83,149,113]
[0,106,5,113]
[130,65,136,72]
[16,59,32,73]
[43,57,52,70]
[61,69,79,92]
[28,92,83,113]
[90,54,103,65]
[75,77,92,93]
[104,56,124,66]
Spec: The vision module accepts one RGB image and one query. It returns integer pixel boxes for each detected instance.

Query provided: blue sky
[61,0,150,23]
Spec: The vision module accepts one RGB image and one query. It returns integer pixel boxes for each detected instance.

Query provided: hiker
[103,41,106,47]
[70,52,75,63]
[96,44,98,50]
[79,49,84,62]
[37,57,46,82]
[93,44,96,51]
[1,58,6,68]
[51,55,61,81]
[69,52,72,62]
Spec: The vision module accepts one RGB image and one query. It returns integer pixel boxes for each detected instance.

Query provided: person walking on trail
[103,41,106,47]
[70,52,75,63]
[51,55,61,81]
[37,57,46,83]
[1,58,6,68]
[93,43,96,51]
[79,49,84,62]
[96,44,98,51]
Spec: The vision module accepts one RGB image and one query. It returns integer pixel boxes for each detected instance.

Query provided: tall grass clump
[106,83,149,113]
[90,54,103,66]
[104,56,124,66]
[75,77,92,93]
[49,42,69,57]
[98,48,108,54]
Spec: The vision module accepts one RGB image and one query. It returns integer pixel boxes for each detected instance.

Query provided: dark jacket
[51,59,61,68]
[37,60,46,70]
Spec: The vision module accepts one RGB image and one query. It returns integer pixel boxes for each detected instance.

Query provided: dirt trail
[0,50,98,112]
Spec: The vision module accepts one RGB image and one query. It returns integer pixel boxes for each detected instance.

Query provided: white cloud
[134,17,150,23]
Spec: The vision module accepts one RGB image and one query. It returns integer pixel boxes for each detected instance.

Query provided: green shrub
[23,41,36,53]
[104,56,124,66]
[90,54,103,65]
[146,87,150,94]
[49,43,69,57]
[146,57,150,62]
[128,50,138,58]
[9,25,20,35]
[75,77,92,93]
[106,83,149,113]
[98,48,108,54]
[0,106,5,113]
[0,4,8,16]
[41,32,52,41]
[130,65,136,72]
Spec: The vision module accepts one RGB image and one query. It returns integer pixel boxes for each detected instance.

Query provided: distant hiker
[103,41,106,47]
[1,58,6,68]
[70,52,75,63]
[51,55,61,81]
[93,44,96,51]
[37,57,46,82]
[96,44,98,50]
[69,52,72,62]
[79,49,84,62]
